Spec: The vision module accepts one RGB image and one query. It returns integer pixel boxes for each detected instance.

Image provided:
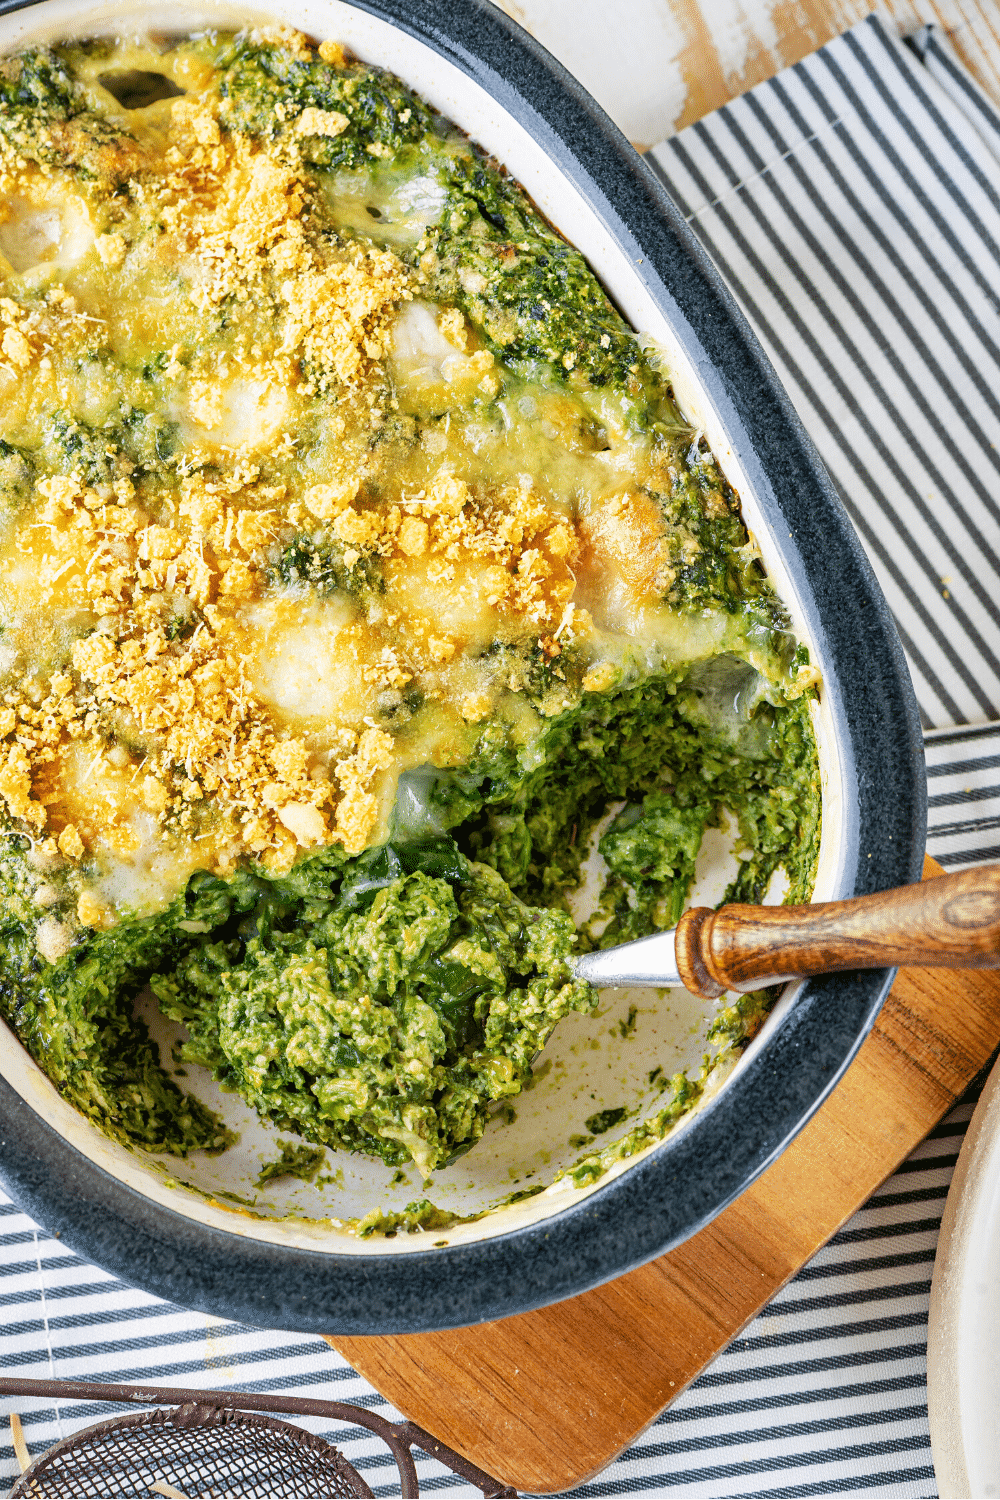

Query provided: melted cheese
[0,185,95,275]
[241,596,378,726]
[181,377,292,453]
[324,170,449,248]
[0,31,786,923]
[384,554,512,654]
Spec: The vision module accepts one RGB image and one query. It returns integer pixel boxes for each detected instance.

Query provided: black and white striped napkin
[3,15,1000,1498]
[650,14,1000,731]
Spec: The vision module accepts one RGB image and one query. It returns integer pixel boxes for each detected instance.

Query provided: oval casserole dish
[0,0,925,1334]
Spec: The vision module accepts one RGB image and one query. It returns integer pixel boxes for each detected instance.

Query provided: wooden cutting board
[330,857,1000,1494]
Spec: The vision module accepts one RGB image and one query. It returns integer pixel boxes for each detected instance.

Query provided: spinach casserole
[0,27,821,1186]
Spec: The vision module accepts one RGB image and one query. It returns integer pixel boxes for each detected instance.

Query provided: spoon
[573,864,1000,999]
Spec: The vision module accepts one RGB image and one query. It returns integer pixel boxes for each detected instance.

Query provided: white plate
[928,1051,1000,1498]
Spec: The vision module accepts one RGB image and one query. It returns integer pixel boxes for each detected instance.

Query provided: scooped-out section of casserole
[0,27,821,1219]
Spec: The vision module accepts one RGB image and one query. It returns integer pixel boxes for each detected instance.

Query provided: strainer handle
[395,1419,517,1497]
[0,1376,516,1497]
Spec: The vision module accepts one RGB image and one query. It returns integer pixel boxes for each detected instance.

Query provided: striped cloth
[649,13,1000,729]
[4,15,1000,1499]
[926,722,1000,869]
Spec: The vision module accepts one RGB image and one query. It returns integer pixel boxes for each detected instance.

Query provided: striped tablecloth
[650,14,1000,730]
[3,14,1000,1497]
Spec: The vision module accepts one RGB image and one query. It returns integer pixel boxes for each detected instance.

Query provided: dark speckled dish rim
[0,0,926,1335]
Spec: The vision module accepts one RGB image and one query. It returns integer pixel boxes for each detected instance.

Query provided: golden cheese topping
[0,29,794,922]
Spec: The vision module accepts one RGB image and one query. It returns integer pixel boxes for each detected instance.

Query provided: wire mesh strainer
[0,1378,516,1498]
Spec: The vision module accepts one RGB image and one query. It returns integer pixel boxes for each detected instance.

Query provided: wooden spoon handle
[674,864,1000,1000]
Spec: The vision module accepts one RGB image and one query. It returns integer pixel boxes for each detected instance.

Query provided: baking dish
[0,0,924,1334]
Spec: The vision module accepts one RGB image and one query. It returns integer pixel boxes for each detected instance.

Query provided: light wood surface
[8,1414,29,1475]
[331,858,1000,1493]
[491,0,1000,149]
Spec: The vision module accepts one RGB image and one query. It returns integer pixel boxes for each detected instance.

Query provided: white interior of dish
[0,0,845,1255]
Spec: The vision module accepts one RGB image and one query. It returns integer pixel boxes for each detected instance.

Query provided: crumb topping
[0,26,778,920]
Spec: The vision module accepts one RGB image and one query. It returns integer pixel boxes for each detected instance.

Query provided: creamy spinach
[153,848,593,1173]
[0,27,821,1186]
[255,1139,325,1186]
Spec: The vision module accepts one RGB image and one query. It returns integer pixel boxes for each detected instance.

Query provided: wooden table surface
[493,0,1000,149]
